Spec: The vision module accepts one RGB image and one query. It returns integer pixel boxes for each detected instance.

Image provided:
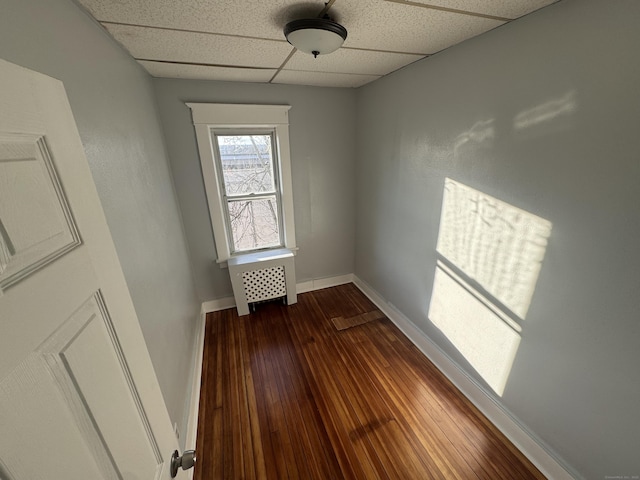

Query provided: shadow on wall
[427,178,552,396]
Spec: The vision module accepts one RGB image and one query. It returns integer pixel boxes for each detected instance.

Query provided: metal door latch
[170,449,196,478]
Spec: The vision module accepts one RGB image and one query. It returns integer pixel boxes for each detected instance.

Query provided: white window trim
[188,103,297,263]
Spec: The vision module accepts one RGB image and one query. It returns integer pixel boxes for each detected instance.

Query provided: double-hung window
[188,104,296,262]
[212,131,282,252]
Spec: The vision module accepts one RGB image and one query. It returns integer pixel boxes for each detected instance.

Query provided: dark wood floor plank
[238,317,264,479]
[352,323,472,477]
[222,310,242,478]
[365,320,506,477]
[328,327,444,480]
[256,306,313,479]
[288,295,386,479]
[283,300,362,480]
[250,308,300,479]
[211,316,224,480]
[305,326,399,478]
[244,314,281,479]
[351,322,492,479]
[367,318,544,480]
[312,285,366,322]
[346,332,459,476]
[194,284,545,480]
[342,282,378,311]
[278,307,345,479]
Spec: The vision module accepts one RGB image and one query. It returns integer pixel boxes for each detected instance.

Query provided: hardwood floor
[195,283,545,479]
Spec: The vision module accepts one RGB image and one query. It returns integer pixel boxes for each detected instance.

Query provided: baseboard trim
[183,308,207,480]
[201,273,355,313]
[201,296,236,313]
[296,273,354,294]
[352,275,577,480]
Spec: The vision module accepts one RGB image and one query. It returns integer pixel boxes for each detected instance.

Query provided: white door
[0,59,184,479]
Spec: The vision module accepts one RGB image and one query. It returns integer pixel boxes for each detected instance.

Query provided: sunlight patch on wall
[429,261,521,396]
[429,178,552,396]
[436,178,552,319]
[454,119,495,155]
[514,91,576,130]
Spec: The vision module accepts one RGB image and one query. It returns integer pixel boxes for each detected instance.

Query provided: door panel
[0,354,110,480]
[0,244,96,380]
[49,292,163,480]
[0,59,180,479]
[0,133,80,289]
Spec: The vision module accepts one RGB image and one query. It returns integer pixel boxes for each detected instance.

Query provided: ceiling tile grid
[105,23,291,68]
[285,49,425,76]
[76,0,559,88]
[404,0,558,20]
[139,61,277,83]
[79,0,327,40]
[337,0,505,54]
[272,70,381,88]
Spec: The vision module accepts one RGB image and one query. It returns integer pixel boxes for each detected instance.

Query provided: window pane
[216,134,275,195]
[228,196,281,252]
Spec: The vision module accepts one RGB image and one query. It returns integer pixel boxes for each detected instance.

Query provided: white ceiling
[76,0,557,88]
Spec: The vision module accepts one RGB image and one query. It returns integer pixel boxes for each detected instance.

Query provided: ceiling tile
[285,49,424,76]
[139,60,277,83]
[403,0,557,20]
[272,70,380,88]
[77,0,557,88]
[78,0,326,40]
[105,23,292,68]
[332,0,504,54]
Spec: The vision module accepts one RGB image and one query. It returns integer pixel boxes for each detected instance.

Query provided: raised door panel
[0,354,108,480]
[49,293,163,480]
[0,133,80,290]
[0,292,164,480]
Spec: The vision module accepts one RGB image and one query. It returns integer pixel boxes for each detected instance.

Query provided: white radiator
[228,248,297,316]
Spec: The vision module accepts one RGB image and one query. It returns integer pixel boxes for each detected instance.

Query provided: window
[188,104,296,262]
[213,132,282,252]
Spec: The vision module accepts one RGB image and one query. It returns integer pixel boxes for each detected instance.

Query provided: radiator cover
[242,266,287,303]
[227,248,297,316]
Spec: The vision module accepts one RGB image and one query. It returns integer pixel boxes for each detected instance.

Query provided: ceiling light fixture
[284,15,347,58]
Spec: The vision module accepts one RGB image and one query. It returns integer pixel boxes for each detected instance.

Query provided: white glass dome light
[284,17,348,58]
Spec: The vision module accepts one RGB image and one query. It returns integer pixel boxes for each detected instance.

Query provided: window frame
[188,103,296,263]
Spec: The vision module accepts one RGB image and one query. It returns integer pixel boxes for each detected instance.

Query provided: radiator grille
[242,266,286,303]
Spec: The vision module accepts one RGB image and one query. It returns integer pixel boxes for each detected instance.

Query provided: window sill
[216,247,298,268]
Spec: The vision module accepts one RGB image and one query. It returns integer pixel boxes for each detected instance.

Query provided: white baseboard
[201,295,236,313]
[201,273,355,313]
[296,273,354,294]
[183,308,207,480]
[352,275,577,480]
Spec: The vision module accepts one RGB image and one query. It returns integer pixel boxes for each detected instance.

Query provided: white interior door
[0,59,183,479]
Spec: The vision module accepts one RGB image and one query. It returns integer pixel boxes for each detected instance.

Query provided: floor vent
[331,310,385,331]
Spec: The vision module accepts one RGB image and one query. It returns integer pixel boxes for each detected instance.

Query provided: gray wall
[154,79,357,301]
[355,0,640,478]
[0,0,200,443]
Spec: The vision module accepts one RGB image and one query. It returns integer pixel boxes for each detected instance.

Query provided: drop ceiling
[76,0,558,88]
